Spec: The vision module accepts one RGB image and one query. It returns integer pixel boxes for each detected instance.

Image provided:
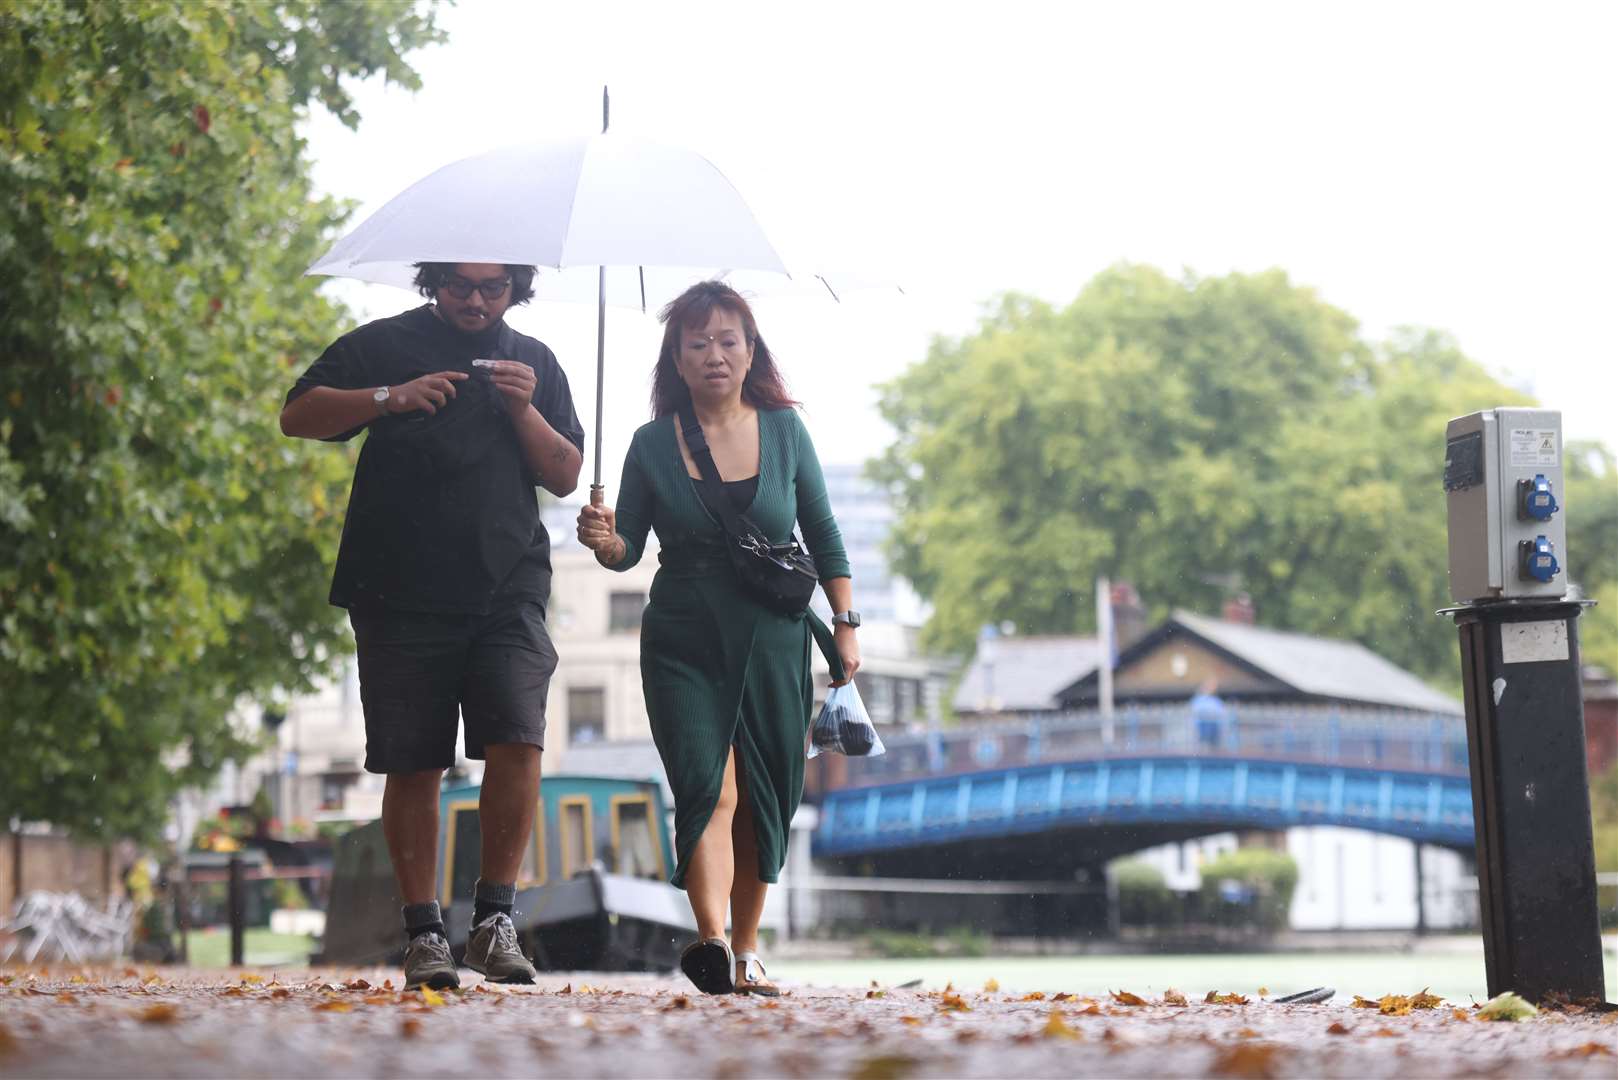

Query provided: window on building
[608,590,646,632]
[568,687,606,744]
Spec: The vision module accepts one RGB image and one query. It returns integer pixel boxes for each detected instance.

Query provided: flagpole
[1097,575,1115,747]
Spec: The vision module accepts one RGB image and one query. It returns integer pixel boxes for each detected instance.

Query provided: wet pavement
[1,966,1616,1077]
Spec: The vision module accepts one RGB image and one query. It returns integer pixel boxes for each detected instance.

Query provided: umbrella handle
[590,484,605,508]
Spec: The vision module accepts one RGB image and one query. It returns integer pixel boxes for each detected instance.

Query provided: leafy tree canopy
[0,0,443,840]
[875,264,1617,686]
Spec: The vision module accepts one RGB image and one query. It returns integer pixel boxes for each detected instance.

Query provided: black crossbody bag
[678,404,818,615]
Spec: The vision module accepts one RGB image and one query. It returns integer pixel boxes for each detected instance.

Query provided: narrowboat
[319,774,694,971]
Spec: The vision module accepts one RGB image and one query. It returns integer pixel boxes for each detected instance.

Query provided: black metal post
[1454,600,1605,1003]
[227,853,245,968]
[1413,842,1427,937]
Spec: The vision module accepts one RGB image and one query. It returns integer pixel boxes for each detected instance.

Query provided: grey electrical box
[1444,408,1566,604]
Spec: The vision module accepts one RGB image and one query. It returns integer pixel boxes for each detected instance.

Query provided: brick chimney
[1222,592,1256,624]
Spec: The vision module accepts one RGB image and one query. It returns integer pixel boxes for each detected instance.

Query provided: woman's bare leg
[728,755,769,959]
[683,748,738,941]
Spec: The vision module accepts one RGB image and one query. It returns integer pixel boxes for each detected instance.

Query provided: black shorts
[350,594,556,774]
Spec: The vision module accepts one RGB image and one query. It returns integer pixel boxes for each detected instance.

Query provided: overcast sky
[303,0,1616,485]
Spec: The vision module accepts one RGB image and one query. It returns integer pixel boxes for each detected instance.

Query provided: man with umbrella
[281,262,584,989]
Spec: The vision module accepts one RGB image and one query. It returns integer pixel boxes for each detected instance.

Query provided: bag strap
[678,402,759,545]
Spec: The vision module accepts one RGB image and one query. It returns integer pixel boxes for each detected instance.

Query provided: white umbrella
[307,90,788,502]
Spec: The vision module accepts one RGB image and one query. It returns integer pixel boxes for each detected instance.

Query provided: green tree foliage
[875,264,1616,683]
[1197,848,1299,932]
[0,0,443,839]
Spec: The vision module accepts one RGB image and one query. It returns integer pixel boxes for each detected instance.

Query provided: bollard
[227,853,245,968]
[1444,408,1606,1004]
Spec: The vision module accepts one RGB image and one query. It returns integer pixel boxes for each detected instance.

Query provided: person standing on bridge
[280,262,585,990]
[574,281,860,996]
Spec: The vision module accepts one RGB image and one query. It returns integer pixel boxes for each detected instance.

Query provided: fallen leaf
[1078,1003,1102,1016]
[866,989,886,999]
[1052,992,1074,1002]
[400,1018,422,1039]
[1351,995,1380,1009]
[1379,995,1414,1017]
[1256,986,1268,996]
[1326,1022,1351,1035]
[138,1004,180,1024]
[240,974,263,985]
[313,1001,353,1013]
[666,996,692,1010]
[849,1054,920,1080]
[1020,992,1046,1002]
[55,992,78,1004]
[899,1016,923,1027]
[219,987,247,998]
[938,993,971,1013]
[1111,990,1149,1006]
[983,978,999,993]
[363,994,396,1006]
[419,987,446,1007]
[1559,1043,1614,1058]
[1043,1009,1081,1040]
[1373,1027,1400,1038]
[1163,988,1189,1006]
[344,979,372,991]
[1210,1043,1285,1078]
[558,983,572,995]
[1477,992,1537,1022]
[1450,1009,1469,1021]
[1236,1027,1261,1038]
[1205,991,1250,1005]
[383,980,395,991]
[575,984,598,994]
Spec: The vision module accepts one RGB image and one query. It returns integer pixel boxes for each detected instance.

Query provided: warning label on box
[1509,428,1558,467]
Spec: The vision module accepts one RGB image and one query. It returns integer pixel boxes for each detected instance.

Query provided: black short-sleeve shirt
[287,305,585,615]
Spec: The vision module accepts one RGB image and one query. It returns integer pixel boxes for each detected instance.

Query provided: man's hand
[483,360,537,418]
[387,370,469,416]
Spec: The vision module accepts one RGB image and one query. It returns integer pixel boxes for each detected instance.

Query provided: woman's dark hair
[411,262,537,305]
[651,281,799,418]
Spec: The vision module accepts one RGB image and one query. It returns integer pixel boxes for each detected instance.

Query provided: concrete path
[2,966,1615,1077]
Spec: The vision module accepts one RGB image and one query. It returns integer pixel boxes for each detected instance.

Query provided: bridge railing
[840,703,1470,788]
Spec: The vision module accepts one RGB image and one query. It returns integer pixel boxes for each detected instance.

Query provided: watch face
[837,611,861,628]
[373,388,388,402]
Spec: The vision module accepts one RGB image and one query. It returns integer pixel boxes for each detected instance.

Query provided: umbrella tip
[602,85,610,134]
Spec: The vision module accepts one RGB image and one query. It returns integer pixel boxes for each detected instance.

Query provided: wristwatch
[372,386,390,415]
[832,610,861,629]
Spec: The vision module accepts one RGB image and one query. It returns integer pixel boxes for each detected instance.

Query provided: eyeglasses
[442,275,511,301]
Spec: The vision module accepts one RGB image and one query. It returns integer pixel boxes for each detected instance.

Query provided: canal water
[786,945,1618,1003]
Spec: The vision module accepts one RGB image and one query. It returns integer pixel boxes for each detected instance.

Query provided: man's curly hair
[412,263,538,305]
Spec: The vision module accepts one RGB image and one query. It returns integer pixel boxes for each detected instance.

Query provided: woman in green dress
[575,281,860,996]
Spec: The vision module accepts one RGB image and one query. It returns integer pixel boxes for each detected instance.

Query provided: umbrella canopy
[308,134,787,287]
[307,128,790,499]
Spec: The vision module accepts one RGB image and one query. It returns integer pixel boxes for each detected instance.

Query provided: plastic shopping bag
[807,682,886,759]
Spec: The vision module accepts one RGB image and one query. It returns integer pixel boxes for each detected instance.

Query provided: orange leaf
[1450,1009,1470,1021]
[1205,991,1250,1005]
[1052,992,1075,1002]
[899,1016,923,1026]
[1373,1027,1400,1038]
[1559,1043,1614,1058]
[344,979,372,992]
[1326,1022,1351,1035]
[1110,990,1148,1006]
[1410,989,1444,1010]
[666,996,692,1010]
[1209,1043,1285,1078]
[314,1001,352,1013]
[1078,1003,1102,1016]
[983,978,1000,993]
[1020,992,1046,1002]
[938,993,972,1013]
[1351,995,1379,1009]
[138,1004,180,1024]
[400,1018,422,1039]
[1163,989,1189,1006]
[1236,1028,1260,1038]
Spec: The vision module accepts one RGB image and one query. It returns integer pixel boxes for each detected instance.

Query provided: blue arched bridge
[813,705,1473,876]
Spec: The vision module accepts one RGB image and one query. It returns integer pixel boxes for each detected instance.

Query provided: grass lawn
[184,928,314,968]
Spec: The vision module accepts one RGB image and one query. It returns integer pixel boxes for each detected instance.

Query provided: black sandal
[680,937,735,995]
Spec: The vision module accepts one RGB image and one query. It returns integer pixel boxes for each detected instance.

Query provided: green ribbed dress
[608,407,849,888]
